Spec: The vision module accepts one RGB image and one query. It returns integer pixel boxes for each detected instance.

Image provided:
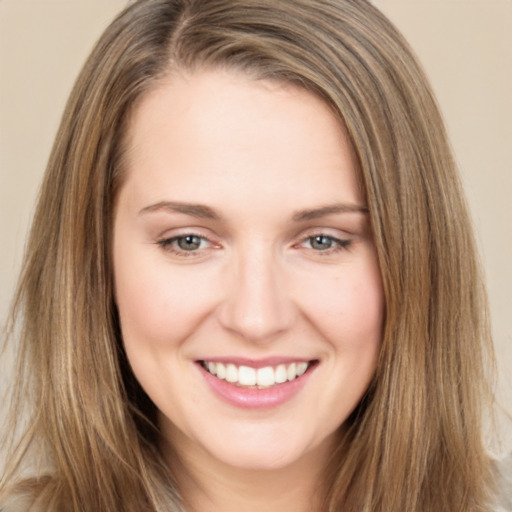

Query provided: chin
[193,424,333,473]
[217,446,304,471]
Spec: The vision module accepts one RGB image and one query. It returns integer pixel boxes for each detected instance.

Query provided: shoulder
[492,453,512,511]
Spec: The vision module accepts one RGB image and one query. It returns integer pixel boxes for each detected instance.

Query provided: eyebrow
[291,203,369,222]
[138,201,221,220]
[138,200,368,222]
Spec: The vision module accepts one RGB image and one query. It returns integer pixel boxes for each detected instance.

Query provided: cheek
[305,261,384,417]
[300,260,384,349]
[113,252,218,349]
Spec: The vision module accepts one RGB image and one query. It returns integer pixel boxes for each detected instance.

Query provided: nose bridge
[218,241,294,342]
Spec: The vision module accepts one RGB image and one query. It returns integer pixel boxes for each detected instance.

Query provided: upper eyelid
[298,233,351,247]
[158,233,211,245]
[156,226,217,242]
[294,227,353,242]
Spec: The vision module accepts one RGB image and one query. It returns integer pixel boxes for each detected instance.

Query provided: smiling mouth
[200,360,317,389]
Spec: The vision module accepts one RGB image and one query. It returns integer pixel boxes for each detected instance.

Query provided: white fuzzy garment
[494,453,512,511]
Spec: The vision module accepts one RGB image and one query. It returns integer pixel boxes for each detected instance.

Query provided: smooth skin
[113,69,384,512]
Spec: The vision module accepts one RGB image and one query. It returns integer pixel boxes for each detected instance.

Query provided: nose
[217,246,296,343]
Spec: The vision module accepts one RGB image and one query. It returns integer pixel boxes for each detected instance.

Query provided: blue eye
[175,235,204,251]
[309,235,335,251]
[303,235,351,252]
[157,234,210,254]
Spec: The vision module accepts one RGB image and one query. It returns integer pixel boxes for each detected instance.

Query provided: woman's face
[113,69,384,472]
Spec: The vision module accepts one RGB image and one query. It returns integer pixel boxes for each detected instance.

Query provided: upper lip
[196,357,317,369]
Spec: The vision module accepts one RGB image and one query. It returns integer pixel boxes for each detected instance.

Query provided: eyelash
[156,232,352,257]
[156,233,213,257]
[299,234,352,254]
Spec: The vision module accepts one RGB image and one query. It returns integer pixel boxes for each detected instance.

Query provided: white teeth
[207,362,217,375]
[296,362,308,376]
[225,364,238,383]
[203,361,312,388]
[216,362,226,380]
[275,364,288,384]
[287,363,296,381]
[238,366,257,386]
[256,366,275,387]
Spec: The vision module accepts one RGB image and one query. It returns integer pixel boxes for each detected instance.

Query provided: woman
[0,0,505,510]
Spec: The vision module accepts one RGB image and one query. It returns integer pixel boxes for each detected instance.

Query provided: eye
[157,233,212,255]
[301,234,351,252]
[174,234,205,251]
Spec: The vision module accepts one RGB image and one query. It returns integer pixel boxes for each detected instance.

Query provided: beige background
[1,1,510,451]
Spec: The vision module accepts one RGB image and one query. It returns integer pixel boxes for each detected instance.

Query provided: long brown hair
[1,1,495,510]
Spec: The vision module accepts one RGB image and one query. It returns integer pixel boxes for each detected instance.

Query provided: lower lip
[198,362,316,409]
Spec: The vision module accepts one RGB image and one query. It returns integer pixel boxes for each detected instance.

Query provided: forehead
[120,69,363,215]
